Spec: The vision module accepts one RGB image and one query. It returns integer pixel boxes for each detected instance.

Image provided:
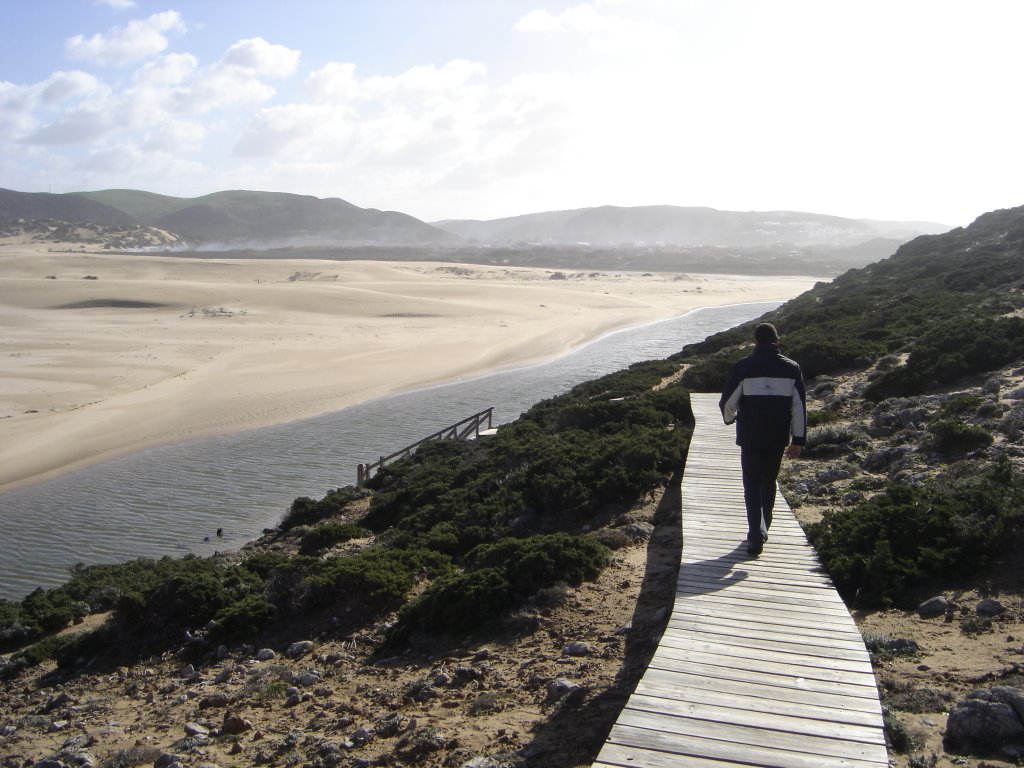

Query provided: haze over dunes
[0,234,818,492]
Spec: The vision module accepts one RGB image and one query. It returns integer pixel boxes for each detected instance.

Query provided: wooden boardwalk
[593,393,887,768]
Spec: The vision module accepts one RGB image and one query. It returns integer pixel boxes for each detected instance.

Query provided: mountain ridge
[0,187,949,253]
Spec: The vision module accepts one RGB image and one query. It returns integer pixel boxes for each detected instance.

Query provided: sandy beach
[0,240,819,493]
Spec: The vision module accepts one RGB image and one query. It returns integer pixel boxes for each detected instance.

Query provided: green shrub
[115,556,263,633]
[806,462,1024,607]
[393,533,608,637]
[281,486,366,530]
[212,594,277,640]
[804,424,861,457]
[924,419,993,454]
[300,547,453,617]
[807,409,840,427]
[299,522,365,554]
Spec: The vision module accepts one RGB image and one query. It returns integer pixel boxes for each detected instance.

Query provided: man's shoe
[746,538,763,556]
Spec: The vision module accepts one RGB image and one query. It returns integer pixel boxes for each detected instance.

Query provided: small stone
[221,714,253,735]
[562,641,592,657]
[199,693,230,709]
[155,753,188,765]
[545,678,580,703]
[917,596,950,619]
[287,640,314,658]
[977,598,1006,616]
[184,722,210,736]
[255,648,276,661]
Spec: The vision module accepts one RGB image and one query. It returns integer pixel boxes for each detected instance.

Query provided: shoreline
[0,245,821,494]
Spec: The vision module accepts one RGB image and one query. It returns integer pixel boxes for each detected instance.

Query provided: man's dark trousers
[740,447,784,540]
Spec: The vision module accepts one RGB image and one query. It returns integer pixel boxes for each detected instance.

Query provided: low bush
[804,424,862,458]
[392,533,608,638]
[806,460,1024,607]
[299,522,365,554]
[923,419,993,454]
[281,486,367,530]
[807,409,841,427]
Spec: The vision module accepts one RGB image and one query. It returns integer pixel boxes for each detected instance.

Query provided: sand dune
[0,242,819,492]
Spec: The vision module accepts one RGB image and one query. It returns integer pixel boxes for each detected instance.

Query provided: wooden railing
[357,407,494,485]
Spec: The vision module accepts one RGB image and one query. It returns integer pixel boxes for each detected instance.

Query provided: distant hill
[676,203,1024,388]
[432,205,949,247]
[0,188,457,248]
[0,188,951,274]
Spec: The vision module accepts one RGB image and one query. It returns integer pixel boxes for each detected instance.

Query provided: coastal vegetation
[674,205,1024,610]
[0,359,691,670]
[2,204,1024,766]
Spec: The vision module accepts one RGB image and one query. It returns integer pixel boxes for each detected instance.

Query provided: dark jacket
[719,342,807,450]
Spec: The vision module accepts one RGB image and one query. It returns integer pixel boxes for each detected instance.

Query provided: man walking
[719,322,806,555]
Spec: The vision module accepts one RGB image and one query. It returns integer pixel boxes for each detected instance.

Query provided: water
[0,302,777,600]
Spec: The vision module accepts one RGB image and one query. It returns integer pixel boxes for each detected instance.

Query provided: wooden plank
[603,724,887,768]
[636,668,883,715]
[615,708,889,760]
[593,393,887,767]
[632,679,882,728]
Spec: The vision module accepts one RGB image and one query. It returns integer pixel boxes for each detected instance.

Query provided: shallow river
[0,302,777,600]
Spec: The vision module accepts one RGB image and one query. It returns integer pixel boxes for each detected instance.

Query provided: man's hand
[786,444,802,459]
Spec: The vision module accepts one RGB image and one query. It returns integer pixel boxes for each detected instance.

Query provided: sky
[1,1,1022,227]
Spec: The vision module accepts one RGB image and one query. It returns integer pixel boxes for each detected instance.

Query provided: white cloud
[93,0,137,9]
[141,119,205,152]
[306,59,485,103]
[26,107,117,145]
[65,11,185,66]
[221,38,300,78]
[171,38,300,114]
[38,70,106,105]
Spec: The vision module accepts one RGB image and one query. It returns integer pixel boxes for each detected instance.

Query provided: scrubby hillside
[675,205,1024,765]
[1,205,1023,767]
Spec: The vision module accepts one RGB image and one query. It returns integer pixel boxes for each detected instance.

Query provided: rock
[816,465,854,484]
[862,446,911,472]
[622,522,655,541]
[562,641,592,657]
[255,648,276,661]
[41,692,73,713]
[414,685,439,702]
[945,686,1024,757]
[395,726,447,759]
[374,711,407,737]
[977,599,1006,616]
[545,678,580,704]
[184,722,210,737]
[287,640,314,658]
[199,693,230,709]
[293,671,320,687]
[883,638,920,654]
[221,714,253,735]
[155,754,188,767]
[917,596,951,619]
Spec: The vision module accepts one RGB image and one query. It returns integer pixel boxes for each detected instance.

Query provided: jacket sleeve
[790,370,807,445]
[719,364,743,425]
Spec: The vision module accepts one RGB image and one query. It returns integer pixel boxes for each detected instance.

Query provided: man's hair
[754,322,779,344]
